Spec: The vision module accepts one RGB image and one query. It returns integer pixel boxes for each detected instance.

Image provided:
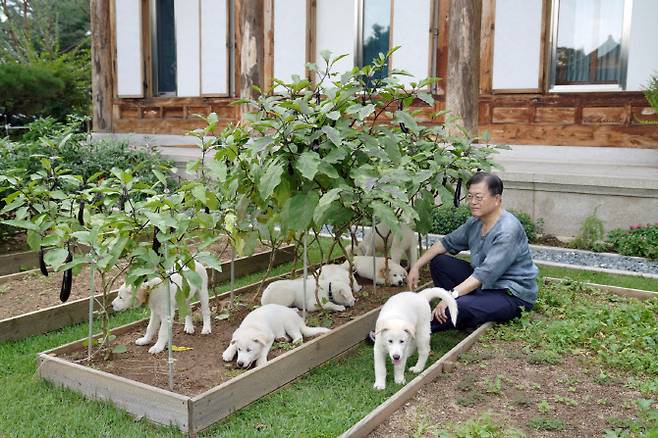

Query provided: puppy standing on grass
[111,261,211,354]
[222,304,331,368]
[373,288,458,390]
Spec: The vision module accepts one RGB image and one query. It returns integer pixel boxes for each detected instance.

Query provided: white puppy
[343,256,407,286]
[222,304,331,368]
[261,277,354,312]
[317,263,362,293]
[357,223,418,267]
[373,287,458,390]
[111,261,211,354]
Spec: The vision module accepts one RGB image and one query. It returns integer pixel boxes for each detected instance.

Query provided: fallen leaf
[171,345,193,352]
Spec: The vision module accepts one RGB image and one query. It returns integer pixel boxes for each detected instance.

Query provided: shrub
[431,204,471,235]
[508,209,538,243]
[607,223,658,260]
[570,211,610,252]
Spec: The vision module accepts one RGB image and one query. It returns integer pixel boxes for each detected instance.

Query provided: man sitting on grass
[407,172,538,332]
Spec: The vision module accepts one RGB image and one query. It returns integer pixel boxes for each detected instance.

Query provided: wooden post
[90,0,113,132]
[445,0,482,134]
[236,0,265,117]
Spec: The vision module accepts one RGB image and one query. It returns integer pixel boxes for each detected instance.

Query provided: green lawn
[0,253,656,437]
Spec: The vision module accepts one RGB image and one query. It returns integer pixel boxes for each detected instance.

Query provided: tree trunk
[236,0,265,117]
[90,0,113,132]
[445,0,481,134]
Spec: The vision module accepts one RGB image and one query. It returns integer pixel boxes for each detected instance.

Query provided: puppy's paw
[135,337,151,346]
[148,344,165,354]
[201,326,212,335]
[394,376,406,385]
[184,325,195,334]
[333,305,346,312]
[221,350,234,362]
[373,382,386,390]
[409,365,424,374]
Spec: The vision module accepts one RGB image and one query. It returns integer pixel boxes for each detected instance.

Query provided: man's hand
[407,265,420,290]
[432,301,450,324]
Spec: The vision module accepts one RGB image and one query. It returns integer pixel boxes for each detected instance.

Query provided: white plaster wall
[201,0,229,95]
[316,0,355,73]
[274,0,307,82]
[626,0,658,91]
[115,0,143,97]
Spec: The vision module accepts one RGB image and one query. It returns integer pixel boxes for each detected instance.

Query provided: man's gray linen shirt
[441,210,539,304]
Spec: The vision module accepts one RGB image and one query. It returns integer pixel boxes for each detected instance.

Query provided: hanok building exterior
[92,0,658,236]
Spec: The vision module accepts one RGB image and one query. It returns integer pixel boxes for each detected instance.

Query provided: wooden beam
[236,0,265,117]
[445,0,482,133]
[479,0,494,95]
[306,0,316,83]
[340,322,494,438]
[91,0,114,132]
[263,0,274,91]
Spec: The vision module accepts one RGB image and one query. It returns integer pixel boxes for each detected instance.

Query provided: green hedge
[607,224,658,260]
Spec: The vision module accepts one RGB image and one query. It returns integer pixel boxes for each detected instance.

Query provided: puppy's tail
[418,287,458,328]
[301,324,331,338]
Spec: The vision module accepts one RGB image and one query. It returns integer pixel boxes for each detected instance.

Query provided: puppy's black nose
[237,361,244,367]
[393,354,400,360]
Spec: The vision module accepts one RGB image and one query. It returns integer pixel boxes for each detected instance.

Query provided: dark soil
[0,232,28,254]
[0,238,271,320]
[533,234,570,248]
[370,338,651,437]
[57,271,432,397]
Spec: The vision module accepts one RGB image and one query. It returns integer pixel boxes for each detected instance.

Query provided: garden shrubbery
[607,223,658,260]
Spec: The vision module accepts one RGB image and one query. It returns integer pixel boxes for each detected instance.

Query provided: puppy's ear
[230,339,237,345]
[403,323,416,339]
[252,335,268,346]
[135,285,149,306]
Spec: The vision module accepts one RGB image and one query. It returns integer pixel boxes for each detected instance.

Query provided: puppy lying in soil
[343,256,407,286]
[261,277,354,312]
[222,304,331,368]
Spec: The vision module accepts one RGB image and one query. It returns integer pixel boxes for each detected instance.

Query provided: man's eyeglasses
[466,194,488,204]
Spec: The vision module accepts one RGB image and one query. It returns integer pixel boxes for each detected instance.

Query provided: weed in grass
[626,376,658,397]
[554,394,578,407]
[527,349,562,365]
[528,415,566,431]
[484,375,503,395]
[596,369,612,385]
[511,391,533,408]
[412,414,439,438]
[604,399,658,437]
[435,412,526,438]
[597,398,610,406]
[456,391,483,407]
[537,399,552,414]
[456,373,478,392]
[459,349,495,365]
[530,382,541,391]
[0,285,6,295]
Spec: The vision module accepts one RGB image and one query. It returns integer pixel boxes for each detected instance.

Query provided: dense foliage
[607,223,658,260]
[431,204,471,235]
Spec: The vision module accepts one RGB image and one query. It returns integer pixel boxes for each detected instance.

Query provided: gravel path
[326,226,658,277]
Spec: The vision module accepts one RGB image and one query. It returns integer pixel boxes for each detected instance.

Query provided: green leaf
[326,111,341,121]
[372,202,400,235]
[321,126,343,146]
[323,147,348,164]
[26,230,41,251]
[395,110,418,131]
[195,252,223,273]
[1,219,40,232]
[259,160,284,201]
[175,277,192,319]
[414,189,435,234]
[358,104,376,120]
[44,248,69,270]
[417,91,435,106]
[112,344,127,354]
[183,269,203,291]
[191,184,208,205]
[313,188,342,224]
[296,151,321,181]
[283,192,319,232]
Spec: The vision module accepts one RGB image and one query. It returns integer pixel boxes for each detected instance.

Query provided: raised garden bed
[1,243,293,342]
[37,267,431,433]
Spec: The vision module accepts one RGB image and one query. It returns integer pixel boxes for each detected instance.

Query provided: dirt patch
[371,338,650,437]
[0,232,28,254]
[0,238,271,320]
[56,271,432,397]
[533,234,570,248]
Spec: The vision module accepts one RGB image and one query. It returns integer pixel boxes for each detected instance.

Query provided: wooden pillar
[90,0,113,132]
[445,0,481,134]
[236,0,265,116]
